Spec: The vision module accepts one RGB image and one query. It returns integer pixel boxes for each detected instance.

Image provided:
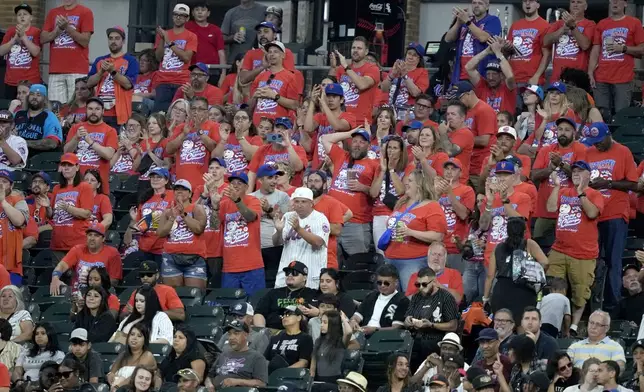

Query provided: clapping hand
[156,26,169,43]
[273,214,285,231]
[550,170,561,187]
[288,214,301,231]
[334,50,349,69]
[453,7,471,24]
[489,144,505,162]
[562,11,577,29]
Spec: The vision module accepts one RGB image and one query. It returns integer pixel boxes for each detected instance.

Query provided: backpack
[508,247,546,293]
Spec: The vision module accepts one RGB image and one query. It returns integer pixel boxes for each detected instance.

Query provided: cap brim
[337,380,366,392]
[86,229,105,236]
[495,170,514,174]
[580,136,604,146]
[496,131,516,139]
[429,382,448,387]
[228,176,248,184]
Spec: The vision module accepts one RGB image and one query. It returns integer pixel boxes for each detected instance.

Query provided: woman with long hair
[310,310,351,382]
[60,77,92,127]
[370,106,396,158]
[73,286,117,343]
[113,285,173,345]
[377,353,419,392]
[484,217,548,324]
[301,268,356,318]
[139,113,171,180]
[380,44,429,108]
[215,108,261,174]
[208,105,227,123]
[566,86,603,137]
[111,113,146,174]
[562,358,602,392]
[383,169,447,291]
[547,351,580,392]
[411,125,449,177]
[158,325,206,382]
[87,266,120,317]
[133,50,158,105]
[12,323,64,381]
[220,53,245,104]
[166,99,189,130]
[516,85,543,142]
[107,323,157,390]
[119,366,155,392]
[266,306,314,373]
[370,135,413,256]
[84,169,113,229]
[0,286,33,342]
[506,334,536,392]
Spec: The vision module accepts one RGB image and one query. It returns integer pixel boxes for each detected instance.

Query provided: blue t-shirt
[452,13,502,83]
[14,110,63,142]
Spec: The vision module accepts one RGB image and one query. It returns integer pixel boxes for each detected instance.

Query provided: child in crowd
[538,277,572,338]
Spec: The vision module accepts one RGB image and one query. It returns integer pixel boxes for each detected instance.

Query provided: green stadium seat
[268,368,312,391]
[187,305,225,326]
[204,288,247,309]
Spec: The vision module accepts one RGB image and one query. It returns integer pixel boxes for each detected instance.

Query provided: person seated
[471,328,512,390]
[613,265,644,326]
[35,360,60,392]
[520,307,559,372]
[205,320,268,391]
[8,81,30,114]
[73,286,118,343]
[546,351,580,392]
[505,334,536,392]
[83,169,113,229]
[265,305,314,373]
[218,302,270,354]
[567,311,625,371]
[110,114,146,175]
[562,358,601,392]
[65,328,104,383]
[538,278,572,338]
[158,325,206,383]
[133,49,158,109]
[349,264,410,337]
[117,366,155,392]
[337,372,368,392]
[415,333,470,384]
[302,268,356,322]
[172,63,224,105]
[86,266,120,318]
[107,323,157,390]
[310,310,352,382]
[406,242,464,303]
[46,357,83,392]
[307,293,357,345]
[0,319,22,373]
[13,84,63,152]
[0,111,28,171]
[123,261,185,322]
[523,371,551,392]
[0,285,33,342]
[12,322,65,382]
[376,353,421,392]
[112,285,173,345]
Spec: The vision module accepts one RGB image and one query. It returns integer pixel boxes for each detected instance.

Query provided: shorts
[547,249,595,308]
[161,253,208,280]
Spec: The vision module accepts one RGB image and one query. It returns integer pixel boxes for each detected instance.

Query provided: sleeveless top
[494,239,527,279]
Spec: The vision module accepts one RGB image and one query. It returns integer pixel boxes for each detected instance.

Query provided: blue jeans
[153,84,180,113]
[222,268,266,296]
[463,261,487,303]
[598,218,628,308]
[385,256,427,293]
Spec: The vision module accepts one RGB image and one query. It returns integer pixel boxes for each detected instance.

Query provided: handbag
[377,201,420,251]
[508,242,547,293]
[382,170,400,210]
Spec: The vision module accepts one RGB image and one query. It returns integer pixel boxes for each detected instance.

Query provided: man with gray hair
[567,310,625,370]
[405,242,463,304]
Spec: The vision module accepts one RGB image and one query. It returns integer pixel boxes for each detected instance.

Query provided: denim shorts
[161,253,208,280]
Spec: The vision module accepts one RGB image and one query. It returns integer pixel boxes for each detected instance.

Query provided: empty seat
[203,288,247,308]
[268,368,312,391]
[26,152,63,172]
[341,271,375,291]
[175,287,204,307]
[187,305,225,326]
[342,252,383,272]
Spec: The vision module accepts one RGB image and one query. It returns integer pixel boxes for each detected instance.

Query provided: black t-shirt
[553,369,580,392]
[265,331,313,371]
[159,349,205,382]
[613,292,644,324]
[256,287,319,329]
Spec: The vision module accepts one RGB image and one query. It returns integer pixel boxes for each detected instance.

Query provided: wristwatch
[110,70,117,77]
[502,198,511,204]
[273,94,281,101]
[197,129,204,136]
[622,45,628,54]
[465,20,473,27]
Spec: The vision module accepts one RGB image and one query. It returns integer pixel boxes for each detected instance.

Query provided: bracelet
[578,192,587,198]
[89,141,95,148]
[52,271,63,278]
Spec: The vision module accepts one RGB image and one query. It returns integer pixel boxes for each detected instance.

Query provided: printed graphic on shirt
[488,204,518,244]
[223,144,248,172]
[432,307,443,323]
[180,133,208,165]
[388,82,409,106]
[98,66,125,103]
[602,28,627,60]
[161,39,187,71]
[53,16,80,48]
[203,204,218,233]
[256,78,283,115]
[168,215,194,244]
[223,211,250,248]
[134,79,152,94]
[557,195,582,232]
[272,338,301,355]
[331,162,367,194]
[8,38,35,69]
[53,191,78,225]
[141,199,170,231]
[77,133,105,167]
[367,146,379,160]
[548,152,574,186]
[262,152,289,166]
[512,28,539,59]
[216,357,246,375]
[386,210,417,242]
[461,31,474,56]
[589,159,615,197]
[253,59,263,69]
[112,153,133,173]
[439,195,461,232]
[0,144,27,167]
[339,74,360,108]
[316,124,334,162]
[75,260,106,292]
[556,27,586,58]
[537,121,558,146]
[486,96,503,112]
[90,204,99,223]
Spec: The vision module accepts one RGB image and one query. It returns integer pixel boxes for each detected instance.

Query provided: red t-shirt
[50,182,94,251]
[422,151,450,177]
[438,184,476,254]
[220,73,236,104]
[222,134,263,174]
[637,161,644,214]
[532,141,587,219]
[1,26,41,85]
[549,19,596,81]
[154,29,198,85]
[448,128,475,184]
[524,109,577,148]
[242,47,296,72]
[0,264,10,289]
[185,21,224,65]
[163,203,206,257]
[481,191,532,265]
[507,17,550,84]
[0,363,10,388]
[336,62,381,123]
[128,284,183,311]
[592,16,644,84]
[250,69,299,125]
[311,112,357,169]
[26,194,51,228]
[384,201,448,259]
[193,183,227,258]
[43,4,94,74]
[387,67,430,107]
[91,193,112,224]
[314,195,349,269]
[62,244,122,294]
[327,144,379,224]
[405,268,464,298]
[375,71,389,109]
[248,143,309,187]
[466,100,497,176]
[67,122,118,195]
[134,72,158,95]
[60,105,87,123]
[372,164,415,217]
[22,217,39,243]
[168,120,220,188]
[136,191,174,254]
[515,182,538,220]
[586,142,638,222]
[172,84,224,106]
[108,293,120,312]
[219,195,263,273]
[475,79,516,114]
[552,187,604,260]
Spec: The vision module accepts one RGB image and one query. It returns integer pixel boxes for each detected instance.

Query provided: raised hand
[273,214,285,231]
[335,50,349,69]
[550,170,561,187]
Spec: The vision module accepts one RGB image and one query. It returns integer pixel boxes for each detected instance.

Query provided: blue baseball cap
[521,85,544,101]
[555,117,577,129]
[485,61,501,72]
[29,84,47,95]
[210,157,226,168]
[495,160,516,174]
[325,83,344,97]
[149,167,170,179]
[407,42,425,58]
[547,81,566,94]
[0,170,13,183]
[402,120,424,132]
[275,117,293,129]
[32,171,52,186]
[447,81,474,98]
[307,170,328,183]
[476,328,499,341]
[189,62,209,74]
[255,21,280,33]
[229,171,249,185]
[580,122,610,147]
[571,160,591,172]
[256,164,284,178]
[351,129,370,141]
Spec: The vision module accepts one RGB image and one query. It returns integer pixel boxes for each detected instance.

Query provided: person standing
[238,22,297,86]
[507,0,551,86]
[437,101,475,185]
[87,26,139,128]
[172,63,224,105]
[153,3,198,112]
[186,2,226,86]
[221,0,267,65]
[379,43,430,108]
[41,0,94,104]
[0,170,28,284]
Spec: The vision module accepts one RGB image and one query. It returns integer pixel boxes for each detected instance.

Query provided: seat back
[268,368,312,391]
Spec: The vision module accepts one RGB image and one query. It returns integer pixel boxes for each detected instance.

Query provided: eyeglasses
[173,13,188,17]
[558,362,572,372]
[190,72,208,78]
[494,319,514,324]
[588,321,608,328]
[56,371,74,379]
[414,280,433,288]
[415,102,432,110]
[377,280,392,287]
[140,273,155,278]
[285,270,301,277]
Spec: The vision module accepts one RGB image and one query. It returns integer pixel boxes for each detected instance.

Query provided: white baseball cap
[264,40,286,53]
[290,187,313,201]
[70,328,89,342]
[497,126,517,140]
[173,179,192,192]
[173,3,190,15]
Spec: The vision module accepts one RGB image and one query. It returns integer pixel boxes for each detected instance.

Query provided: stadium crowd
[0,0,644,392]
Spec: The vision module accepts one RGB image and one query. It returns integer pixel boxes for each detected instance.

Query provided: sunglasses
[414,281,433,288]
[140,273,155,278]
[377,280,392,287]
[285,270,301,277]
[280,312,298,318]
[558,362,572,372]
[56,371,74,379]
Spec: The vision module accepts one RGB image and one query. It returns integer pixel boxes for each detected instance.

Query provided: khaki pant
[547,249,596,308]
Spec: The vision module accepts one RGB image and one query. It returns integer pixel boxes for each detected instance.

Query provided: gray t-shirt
[313,345,345,379]
[250,189,290,248]
[221,3,267,63]
[65,350,103,382]
[537,292,571,332]
[210,349,268,387]
[217,329,270,355]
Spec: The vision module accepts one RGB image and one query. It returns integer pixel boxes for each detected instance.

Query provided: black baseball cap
[472,374,496,390]
[15,3,32,14]
[283,260,308,275]
[87,97,105,108]
[225,319,249,333]
[139,261,159,274]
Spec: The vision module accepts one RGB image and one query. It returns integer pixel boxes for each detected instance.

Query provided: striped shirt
[567,337,626,367]
[398,287,459,343]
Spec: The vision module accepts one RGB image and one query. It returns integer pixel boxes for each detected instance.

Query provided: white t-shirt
[367,291,397,328]
[118,312,174,344]
[8,310,33,341]
[537,292,571,332]
[0,135,28,170]
[17,349,65,381]
[274,210,330,289]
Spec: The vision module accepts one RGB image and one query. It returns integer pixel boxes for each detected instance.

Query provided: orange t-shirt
[250,68,299,125]
[507,17,550,84]
[388,67,430,107]
[107,293,120,312]
[438,184,476,254]
[248,143,309,187]
[448,128,475,184]
[136,191,174,255]
[134,72,157,95]
[43,4,94,75]
[192,183,227,258]
[549,19,596,81]
[405,268,464,298]
[219,195,263,273]
[0,264,10,289]
[514,182,538,220]
[1,26,41,85]
[220,73,236,104]
[154,29,198,85]
[50,182,94,251]
[336,62,381,123]
[421,151,450,177]
[127,283,183,311]
[311,112,358,169]
[22,216,39,242]
[481,191,532,265]
[552,187,604,260]
[168,120,220,188]
[67,122,118,195]
[592,16,644,84]
[586,142,638,222]
[327,144,379,224]
[163,203,206,257]
[242,47,296,71]
[222,134,263,174]
[475,79,516,114]
[314,194,349,269]
[466,100,497,176]
[384,201,448,260]
[172,84,224,106]
[91,193,112,225]
[372,164,415,217]
[62,244,122,293]
[26,194,51,228]
[0,363,9,388]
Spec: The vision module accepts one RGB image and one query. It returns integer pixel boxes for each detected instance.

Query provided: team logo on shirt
[180,134,207,164]
[316,124,334,162]
[162,39,187,71]
[77,133,105,167]
[548,152,574,187]
[461,31,474,56]
[512,28,539,59]
[339,74,360,107]
[216,358,246,375]
[589,159,616,197]
[557,196,583,231]
[256,78,284,114]
[439,196,461,231]
[389,82,409,106]
[134,78,152,94]
[602,28,628,60]
[54,16,79,48]
[223,211,250,247]
[556,27,585,59]
[53,191,79,225]
[75,260,107,293]
[488,205,518,244]
[331,162,366,194]
[8,37,34,68]
[112,153,134,173]
[223,144,248,172]
[169,215,195,243]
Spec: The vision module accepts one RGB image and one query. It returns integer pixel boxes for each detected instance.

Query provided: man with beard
[465,37,517,114]
[0,169,28,284]
[330,36,381,123]
[444,0,502,82]
[218,302,270,354]
[25,171,53,232]
[153,3,197,112]
[273,187,330,289]
[479,126,531,190]
[507,0,551,86]
[0,111,28,171]
[437,101,475,184]
[239,22,296,84]
[87,26,139,128]
[64,97,118,195]
[172,62,224,105]
[531,117,587,242]
[472,328,512,391]
[13,84,63,152]
[321,129,378,258]
[123,261,185,321]
[308,170,352,270]
[613,265,644,325]
[520,307,558,370]
[407,242,464,303]
[546,160,603,334]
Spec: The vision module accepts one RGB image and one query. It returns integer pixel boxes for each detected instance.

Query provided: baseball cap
[623,264,640,276]
[228,171,249,185]
[264,40,286,53]
[472,374,496,390]
[255,21,280,33]
[0,110,13,123]
[175,368,200,382]
[547,81,566,94]
[521,84,544,101]
[580,122,610,147]
[325,83,344,97]
[281,305,304,316]
[504,155,523,168]
[265,6,283,20]
[632,339,644,352]
[106,25,126,39]
[189,63,209,74]
[555,117,577,129]
[485,61,501,72]
[571,160,591,172]
[86,222,106,236]
[256,164,284,178]
[173,179,192,192]
[275,117,293,129]
[173,3,190,15]
[308,170,328,183]
[497,126,517,140]
[444,354,465,368]
[29,84,47,96]
[283,260,308,275]
[401,120,424,133]
[60,153,79,165]
[230,302,255,317]
[291,187,314,201]
[32,171,52,186]
[210,157,226,168]
[528,371,551,391]
[476,328,499,341]
[495,160,516,174]
[466,367,488,383]
[351,129,370,141]
[87,97,105,108]
[225,319,250,333]
[443,158,462,170]
[0,170,13,184]
[149,167,170,179]
[69,328,89,342]
[408,42,425,58]
[429,374,449,386]
[15,3,33,14]
[139,260,159,274]
[447,81,474,98]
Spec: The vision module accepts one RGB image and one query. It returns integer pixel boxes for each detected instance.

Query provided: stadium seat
[23,267,53,287]
[118,287,136,305]
[41,302,72,323]
[187,305,225,326]
[109,175,122,194]
[189,323,222,341]
[556,338,578,349]
[26,303,41,321]
[27,248,55,267]
[216,388,258,392]
[115,214,132,235]
[31,230,52,252]
[117,175,140,194]
[113,193,139,220]
[12,171,31,192]
[79,383,110,392]
[93,342,125,356]
[342,350,364,374]
[175,287,204,307]
[626,238,644,251]
[149,343,172,358]
[53,322,75,336]
[25,152,63,173]
[120,270,142,287]
[31,285,71,310]
[345,289,371,303]
[0,99,11,110]
[361,330,413,388]
[122,252,145,270]
[268,368,312,391]
[341,270,376,291]
[203,288,247,308]
[105,230,121,248]
[342,252,383,272]
[249,288,271,308]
